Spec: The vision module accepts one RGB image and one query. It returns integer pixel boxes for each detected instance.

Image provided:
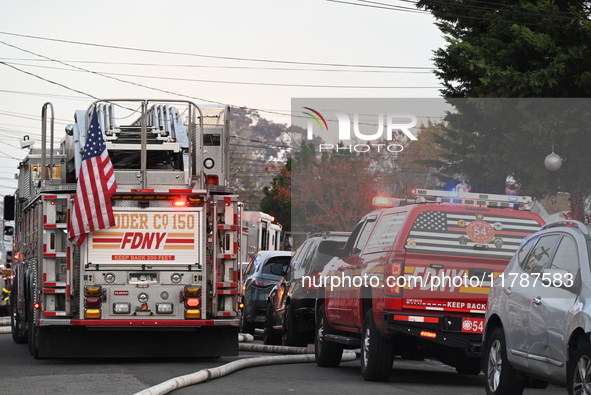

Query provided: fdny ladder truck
[7,100,240,358]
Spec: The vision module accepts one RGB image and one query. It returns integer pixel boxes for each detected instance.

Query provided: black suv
[264,232,350,346]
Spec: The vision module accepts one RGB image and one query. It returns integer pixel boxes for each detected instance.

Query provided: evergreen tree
[417,0,591,220]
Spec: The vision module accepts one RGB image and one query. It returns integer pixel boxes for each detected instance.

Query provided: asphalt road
[0,327,568,395]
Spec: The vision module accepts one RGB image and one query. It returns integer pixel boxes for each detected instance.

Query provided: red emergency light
[173,199,187,207]
[420,331,437,338]
[372,197,398,209]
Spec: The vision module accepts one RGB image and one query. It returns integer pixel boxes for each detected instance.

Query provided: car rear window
[366,212,407,248]
[315,240,347,270]
[404,210,541,259]
[262,256,292,279]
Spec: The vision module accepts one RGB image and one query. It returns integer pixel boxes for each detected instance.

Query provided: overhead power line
[0,61,97,100]
[0,57,435,73]
[0,40,442,123]
[1,60,439,89]
[326,0,591,28]
[0,31,434,70]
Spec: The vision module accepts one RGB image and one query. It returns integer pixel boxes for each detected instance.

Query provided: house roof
[537,193,571,215]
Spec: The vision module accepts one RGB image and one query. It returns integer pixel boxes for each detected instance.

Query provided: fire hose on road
[0,316,10,334]
[0,322,358,394]
[134,340,358,395]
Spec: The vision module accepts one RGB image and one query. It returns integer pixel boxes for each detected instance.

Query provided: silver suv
[484,220,591,395]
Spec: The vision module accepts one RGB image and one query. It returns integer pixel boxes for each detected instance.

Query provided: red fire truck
[7,99,240,358]
[315,189,545,381]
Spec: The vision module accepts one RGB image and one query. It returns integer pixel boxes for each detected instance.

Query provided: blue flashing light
[507,196,518,202]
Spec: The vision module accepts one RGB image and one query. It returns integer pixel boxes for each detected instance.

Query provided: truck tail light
[85,297,101,308]
[185,298,201,308]
[384,259,405,297]
[85,309,101,319]
[84,286,102,317]
[185,309,201,319]
[185,286,201,297]
[85,285,102,296]
[182,286,201,319]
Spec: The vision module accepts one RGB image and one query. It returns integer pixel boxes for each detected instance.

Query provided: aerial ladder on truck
[7,99,241,358]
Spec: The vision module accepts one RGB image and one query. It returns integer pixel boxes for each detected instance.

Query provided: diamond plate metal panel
[115,171,142,187]
[146,171,187,185]
[81,269,203,320]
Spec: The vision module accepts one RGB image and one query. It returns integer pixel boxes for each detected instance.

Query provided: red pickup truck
[315,190,545,381]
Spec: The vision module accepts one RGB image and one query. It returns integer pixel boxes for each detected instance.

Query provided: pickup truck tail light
[384,259,405,296]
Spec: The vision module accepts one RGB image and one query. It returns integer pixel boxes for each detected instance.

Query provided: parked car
[264,232,350,346]
[484,220,591,395]
[240,250,294,334]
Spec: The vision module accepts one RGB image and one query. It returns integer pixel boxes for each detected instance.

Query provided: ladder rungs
[216,311,237,317]
[43,281,67,287]
[43,252,67,258]
[217,224,238,230]
[44,223,67,229]
[217,254,237,259]
[43,288,66,294]
[42,311,68,316]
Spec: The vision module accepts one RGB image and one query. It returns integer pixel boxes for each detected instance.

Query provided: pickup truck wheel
[315,305,343,367]
[360,309,394,382]
[484,327,524,395]
[263,302,281,345]
[282,303,307,347]
[568,340,591,395]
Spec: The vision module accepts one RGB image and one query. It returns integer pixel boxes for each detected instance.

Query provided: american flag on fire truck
[68,106,117,247]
